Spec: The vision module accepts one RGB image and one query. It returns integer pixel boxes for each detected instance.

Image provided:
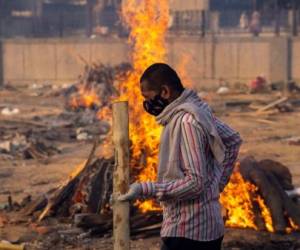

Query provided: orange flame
[255,195,274,232]
[286,218,299,233]
[220,170,258,230]
[119,0,169,211]
[69,85,101,109]
[220,165,275,232]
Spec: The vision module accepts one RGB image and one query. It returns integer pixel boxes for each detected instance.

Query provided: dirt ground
[0,86,300,249]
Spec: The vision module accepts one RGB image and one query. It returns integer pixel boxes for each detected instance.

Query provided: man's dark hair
[140,63,184,92]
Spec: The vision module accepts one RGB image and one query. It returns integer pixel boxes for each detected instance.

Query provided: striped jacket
[140,90,242,241]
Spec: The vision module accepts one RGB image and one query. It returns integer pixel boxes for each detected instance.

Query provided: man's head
[140,63,184,116]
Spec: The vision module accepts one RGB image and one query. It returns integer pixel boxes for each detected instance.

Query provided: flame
[255,195,274,232]
[286,218,299,233]
[220,166,276,232]
[69,160,87,180]
[220,170,258,230]
[118,0,169,211]
[69,85,101,109]
[97,106,112,123]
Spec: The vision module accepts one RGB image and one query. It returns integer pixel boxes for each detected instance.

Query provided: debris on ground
[285,136,300,146]
[1,107,20,116]
[217,86,230,95]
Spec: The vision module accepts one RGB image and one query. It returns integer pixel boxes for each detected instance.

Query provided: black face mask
[143,94,169,116]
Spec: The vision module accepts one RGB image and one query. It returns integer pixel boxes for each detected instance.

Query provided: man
[118,63,242,250]
[249,11,261,36]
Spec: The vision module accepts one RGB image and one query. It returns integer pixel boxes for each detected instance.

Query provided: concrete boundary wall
[0,36,296,87]
[168,36,276,86]
[1,38,130,85]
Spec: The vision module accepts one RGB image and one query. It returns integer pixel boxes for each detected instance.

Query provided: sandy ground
[0,87,300,249]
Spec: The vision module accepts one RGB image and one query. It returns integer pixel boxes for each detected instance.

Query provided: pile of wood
[239,156,300,233]
[0,133,60,161]
[64,62,131,111]
[21,141,114,219]
[16,151,300,238]
[17,136,162,238]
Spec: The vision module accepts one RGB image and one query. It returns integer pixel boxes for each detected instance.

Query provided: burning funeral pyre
[8,0,300,243]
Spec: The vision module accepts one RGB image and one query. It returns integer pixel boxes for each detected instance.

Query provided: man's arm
[139,113,207,202]
[214,118,242,192]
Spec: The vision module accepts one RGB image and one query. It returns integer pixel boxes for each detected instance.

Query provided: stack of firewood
[65,63,131,111]
[239,156,300,233]
[20,151,300,237]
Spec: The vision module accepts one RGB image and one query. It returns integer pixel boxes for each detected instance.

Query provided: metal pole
[86,0,94,37]
[0,41,3,87]
[112,101,130,250]
[292,0,298,36]
[201,10,206,37]
[274,0,280,36]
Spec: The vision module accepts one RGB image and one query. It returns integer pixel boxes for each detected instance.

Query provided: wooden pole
[112,101,130,250]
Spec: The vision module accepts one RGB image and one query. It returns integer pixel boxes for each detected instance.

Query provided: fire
[119,0,169,211]
[69,160,87,180]
[220,169,258,230]
[70,85,101,109]
[220,166,274,232]
[255,195,274,232]
[287,218,299,233]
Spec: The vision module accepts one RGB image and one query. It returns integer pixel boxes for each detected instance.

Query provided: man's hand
[117,183,142,201]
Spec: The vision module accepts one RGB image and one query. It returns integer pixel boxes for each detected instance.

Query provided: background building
[0,0,299,38]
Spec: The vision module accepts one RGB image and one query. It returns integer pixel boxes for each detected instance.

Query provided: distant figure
[239,12,249,30]
[249,11,261,36]
[249,75,267,93]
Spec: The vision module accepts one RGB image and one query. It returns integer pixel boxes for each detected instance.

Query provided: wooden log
[256,97,288,113]
[131,222,161,235]
[240,156,300,231]
[0,243,24,250]
[251,199,267,231]
[112,101,130,250]
[223,228,300,249]
[87,159,113,213]
[239,156,287,232]
[267,173,300,227]
[74,213,112,228]
[38,140,99,221]
[258,159,293,190]
[21,195,47,216]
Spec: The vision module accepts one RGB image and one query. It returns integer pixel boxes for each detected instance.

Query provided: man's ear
[161,85,171,99]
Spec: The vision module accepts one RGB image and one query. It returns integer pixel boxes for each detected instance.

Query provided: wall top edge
[0,35,296,44]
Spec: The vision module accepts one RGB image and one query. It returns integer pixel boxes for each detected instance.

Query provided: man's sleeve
[214,117,242,192]
[138,113,207,202]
